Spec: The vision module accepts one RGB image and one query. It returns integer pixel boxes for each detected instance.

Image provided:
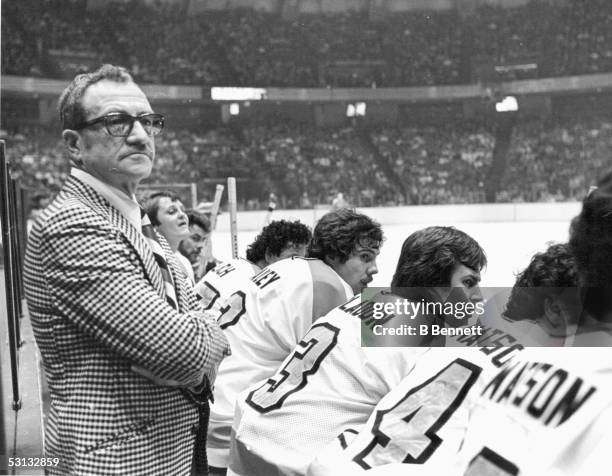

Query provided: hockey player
[207,209,383,471]
[194,219,312,315]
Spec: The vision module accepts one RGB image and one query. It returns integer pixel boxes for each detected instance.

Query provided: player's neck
[254,259,267,269]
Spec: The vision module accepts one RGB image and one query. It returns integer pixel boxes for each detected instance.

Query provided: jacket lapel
[157,234,191,312]
[64,176,166,299]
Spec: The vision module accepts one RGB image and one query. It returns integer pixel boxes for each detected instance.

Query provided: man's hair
[187,211,211,234]
[391,226,486,288]
[142,191,182,226]
[246,220,312,263]
[569,176,612,320]
[504,243,578,322]
[307,209,383,263]
[58,64,134,130]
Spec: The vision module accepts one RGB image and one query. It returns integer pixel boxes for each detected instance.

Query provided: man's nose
[471,286,484,302]
[127,119,151,142]
[369,260,379,276]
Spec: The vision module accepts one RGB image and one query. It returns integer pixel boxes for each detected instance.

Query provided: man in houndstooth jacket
[23,64,230,475]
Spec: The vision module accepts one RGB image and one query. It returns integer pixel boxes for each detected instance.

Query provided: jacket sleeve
[39,209,229,388]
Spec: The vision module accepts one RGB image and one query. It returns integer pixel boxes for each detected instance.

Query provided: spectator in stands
[23,64,229,475]
[331,192,349,210]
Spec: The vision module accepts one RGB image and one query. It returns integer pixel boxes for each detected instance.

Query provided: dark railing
[0,139,26,412]
[1,139,45,473]
[0,353,4,476]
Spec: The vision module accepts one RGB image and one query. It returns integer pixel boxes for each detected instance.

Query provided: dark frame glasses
[74,112,165,137]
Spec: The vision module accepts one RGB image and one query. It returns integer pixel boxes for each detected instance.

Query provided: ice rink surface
[211,220,572,288]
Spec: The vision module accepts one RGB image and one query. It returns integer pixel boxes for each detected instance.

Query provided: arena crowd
[6,113,612,209]
[4,0,612,87]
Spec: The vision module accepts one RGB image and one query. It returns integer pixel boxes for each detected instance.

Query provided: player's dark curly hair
[142,191,182,226]
[504,243,578,322]
[391,226,486,289]
[569,176,612,320]
[307,209,383,263]
[246,220,312,263]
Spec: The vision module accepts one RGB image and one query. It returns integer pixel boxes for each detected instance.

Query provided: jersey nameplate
[214,262,236,277]
[251,268,281,289]
[482,360,597,427]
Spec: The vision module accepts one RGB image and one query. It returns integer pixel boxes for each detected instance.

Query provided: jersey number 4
[246,322,340,413]
[353,358,482,468]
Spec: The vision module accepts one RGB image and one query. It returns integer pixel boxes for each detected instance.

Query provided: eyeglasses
[75,112,165,137]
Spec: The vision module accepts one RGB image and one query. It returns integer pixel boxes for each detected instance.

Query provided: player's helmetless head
[179,211,212,264]
[142,190,189,250]
[246,219,312,268]
[308,209,383,293]
[391,226,486,314]
[392,226,486,289]
[504,243,580,337]
[569,176,612,323]
[58,64,163,195]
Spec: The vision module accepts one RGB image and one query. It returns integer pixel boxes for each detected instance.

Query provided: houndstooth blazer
[23,175,229,475]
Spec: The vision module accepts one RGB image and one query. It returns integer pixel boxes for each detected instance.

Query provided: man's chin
[125,163,153,180]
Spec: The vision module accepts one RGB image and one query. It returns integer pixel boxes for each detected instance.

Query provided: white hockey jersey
[228,293,430,476]
[306,329,525,476]
[453,346,612,476]
[193,258,260,315]
[208,257,353,467]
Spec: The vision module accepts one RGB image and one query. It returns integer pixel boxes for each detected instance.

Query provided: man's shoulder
[207,258,259,282]
[265,257,332,279]
[29,181,116,243]
[252,257,314,284]
[255,257,349,296]
[36,193,105,232]
[268,256,317,269]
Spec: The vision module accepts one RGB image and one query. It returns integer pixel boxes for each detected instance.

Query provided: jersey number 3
[246,322,340,413]
[218,291,247,329]
[354,358,482,468]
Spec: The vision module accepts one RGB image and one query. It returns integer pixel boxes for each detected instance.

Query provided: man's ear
[62,129,83,164]
[325,255,341,270]
[264,249,276,266]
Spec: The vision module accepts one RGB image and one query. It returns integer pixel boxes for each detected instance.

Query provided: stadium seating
[5,114,611,209]
[4,0,612,87]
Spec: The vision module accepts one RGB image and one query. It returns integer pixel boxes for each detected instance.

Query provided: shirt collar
[71,167,142,230]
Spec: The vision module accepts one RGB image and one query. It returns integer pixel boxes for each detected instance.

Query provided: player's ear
[543,297,565,333]
[325,255,340,269]
[264,249,278,266]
